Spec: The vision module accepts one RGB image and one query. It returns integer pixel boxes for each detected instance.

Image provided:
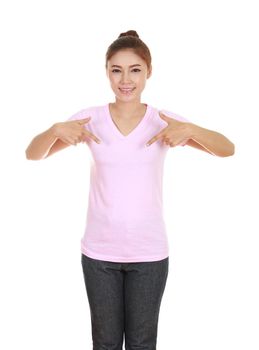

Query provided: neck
[110,98,146,119]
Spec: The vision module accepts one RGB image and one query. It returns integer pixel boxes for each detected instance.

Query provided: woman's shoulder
[66,104,106,122]
[152,105,191,123]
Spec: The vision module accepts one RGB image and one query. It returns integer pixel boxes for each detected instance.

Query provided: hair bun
[118,30,139,39]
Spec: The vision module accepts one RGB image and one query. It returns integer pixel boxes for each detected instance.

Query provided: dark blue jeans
[81,253,169,350]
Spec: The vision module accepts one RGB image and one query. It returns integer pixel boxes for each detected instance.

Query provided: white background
[1,0,258,349]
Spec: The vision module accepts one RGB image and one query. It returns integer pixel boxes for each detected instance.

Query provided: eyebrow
[111,64,142,68]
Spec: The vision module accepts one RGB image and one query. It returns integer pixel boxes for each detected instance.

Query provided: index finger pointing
[83,129,101,144]
[146,132,163,146]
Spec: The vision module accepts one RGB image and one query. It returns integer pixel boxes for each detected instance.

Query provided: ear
[147,65,152,79]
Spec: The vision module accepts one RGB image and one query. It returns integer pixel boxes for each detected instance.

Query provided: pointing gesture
[54,117,102,146]
[146,112,191,147]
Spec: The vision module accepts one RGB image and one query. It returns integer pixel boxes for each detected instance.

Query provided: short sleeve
[65,108,93,133]
[159,109,190,123]
[159,109,191,146]
[66,109,89,122]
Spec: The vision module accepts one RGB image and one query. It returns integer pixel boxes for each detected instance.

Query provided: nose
[120,71,131,84]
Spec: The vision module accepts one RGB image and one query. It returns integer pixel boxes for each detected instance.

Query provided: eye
[111,68,141,73]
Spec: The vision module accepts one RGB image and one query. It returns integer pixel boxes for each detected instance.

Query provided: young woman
[25,30,235,350]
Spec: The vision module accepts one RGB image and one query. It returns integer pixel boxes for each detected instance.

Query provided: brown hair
[105,30,152,70]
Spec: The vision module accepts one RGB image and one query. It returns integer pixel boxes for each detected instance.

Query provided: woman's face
[106,49,152,102]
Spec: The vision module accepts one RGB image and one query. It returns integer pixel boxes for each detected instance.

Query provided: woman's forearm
[25,124,58,160]
[187,123,235,157]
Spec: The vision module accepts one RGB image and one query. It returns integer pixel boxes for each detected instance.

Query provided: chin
[115,91,142,100]
[115,96,141,103]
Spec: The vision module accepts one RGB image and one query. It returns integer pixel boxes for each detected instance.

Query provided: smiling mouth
[119,88,136,94]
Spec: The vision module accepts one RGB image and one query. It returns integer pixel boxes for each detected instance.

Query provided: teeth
[119,88,135,94]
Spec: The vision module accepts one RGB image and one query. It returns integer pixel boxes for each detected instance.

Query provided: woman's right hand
[53,117,101,145]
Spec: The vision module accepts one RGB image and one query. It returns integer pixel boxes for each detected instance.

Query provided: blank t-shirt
[67,103,190,262]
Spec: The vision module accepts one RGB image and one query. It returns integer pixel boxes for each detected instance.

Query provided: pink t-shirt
[67,103,190,262]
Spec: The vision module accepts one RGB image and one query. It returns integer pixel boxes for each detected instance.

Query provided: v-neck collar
[105,103,151,139]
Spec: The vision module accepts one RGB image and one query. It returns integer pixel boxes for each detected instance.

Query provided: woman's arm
[25,117,99,160]
[146,113,235,157]
[25,124,62,160]
[186,123,235,157]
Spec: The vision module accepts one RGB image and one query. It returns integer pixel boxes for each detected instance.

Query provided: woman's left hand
[146,112,191,147]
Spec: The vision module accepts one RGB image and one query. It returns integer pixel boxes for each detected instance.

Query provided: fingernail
[146,143,150,147]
